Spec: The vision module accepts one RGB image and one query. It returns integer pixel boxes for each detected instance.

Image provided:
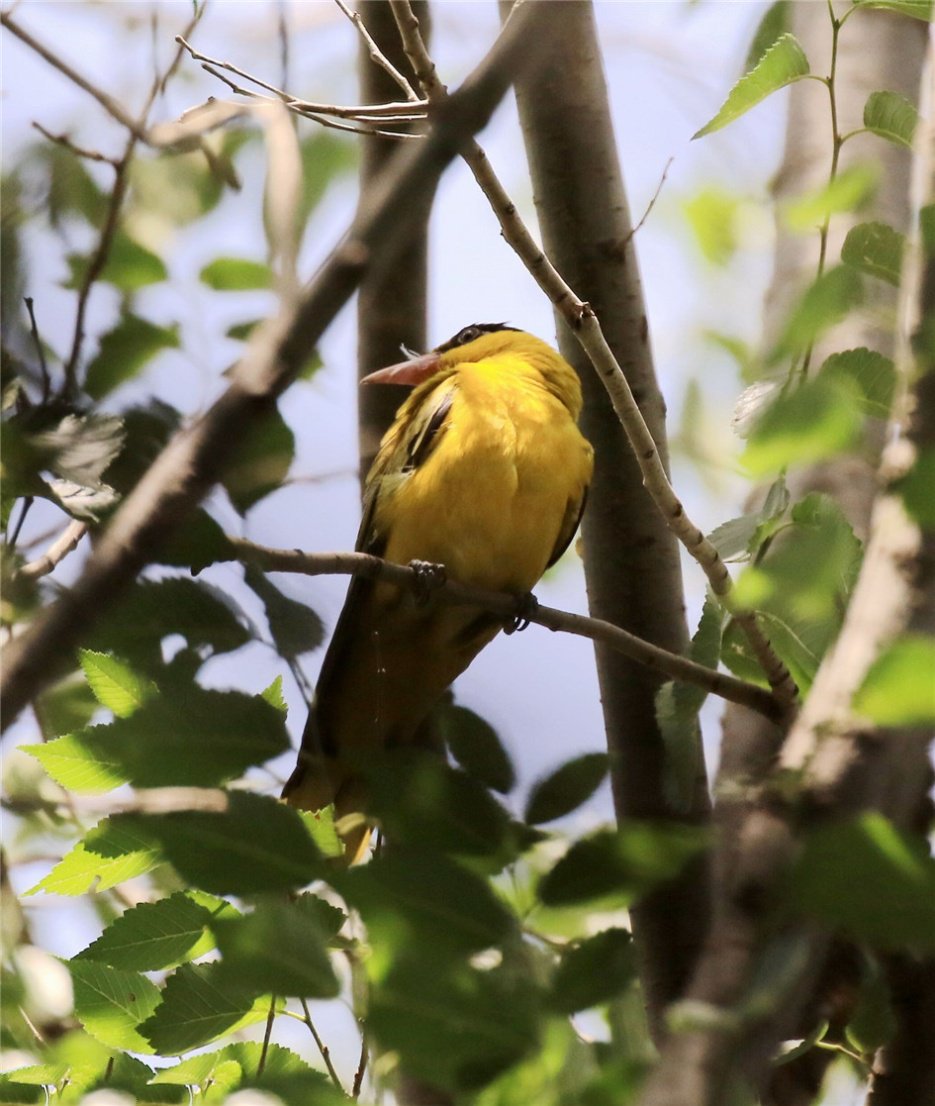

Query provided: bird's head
[361,322,521,387]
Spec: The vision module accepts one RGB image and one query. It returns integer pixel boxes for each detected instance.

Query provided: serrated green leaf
[140,963,275,1054]
[60,687,290,790]
[819,348,896,418]
[213,897,338,998]
[28,816,161,896]
[742,375,864,475]
[863,90,919,148]
[707,513,761,561]
[85,315,180,400]
[79,649,154,717]
[293,892,346,940]
[151,1042,334,1103]
[842,221,905,285]
[784,164,878,232]
[24,733,125,793]
[34,674,99,740]
[66,231,167,292]
[69,959,161,1053]
[221,406,294,513]
[853,635,935,725]
[745,1,790,70]
[116,791,321,894]
[792,813,935,950]
[693,33,809,139]
[774,265,865,357]
[525,754,609,825]
[851,0,932,20]
[260,674,287,712]
[439,703,515,794]
[199,257,272,290]
[244,565,324,657]
[538,822,706,906]
[550,928,635,1014]
[297,806,344,859]
[75,891,236,971]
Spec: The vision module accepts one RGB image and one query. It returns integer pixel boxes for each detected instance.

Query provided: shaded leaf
[818,347,896,418]
[851,0,932,19]
[140,963,274,1054]
[841,221,905,285]
[774,265,864,356]
[34,413,125,488]
[34,674,98,740]
[85,315,180,400]
[199,256,272,290]
[27,816,161,896]
[156,508,234,573]
[439,703,515,794]
[863,90,919,148]
[525,753,609,825]
[853,635,935,725]
[894,447,935,527]
[69,959,161,1053]
[550,928,635,1014]
[221,405,294,513]
[539,822,706,906]
[693,33,809,138]
[66,231,167,291]
[213,896,339,998]
[245,564,324,657]
[846,961,896,1054]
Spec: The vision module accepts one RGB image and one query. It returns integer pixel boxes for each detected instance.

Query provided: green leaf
[34,413,125,489]
[32,141,108,225]
[69,959,161,1053]
[863,90,919,148]
[117,791,321,894]
[66,231,167,292]
[212,897,339,998]
[24,733,125,794]
[156,508,234,574]
[339,847,515,973]
[851,0,932,20]
[57,687,290,790]
[894,448,935,527]
[525,754,609,825]
[261,674,288,712]
[439,703,515,794]
[75,891,236,971]
[85,315,180,400]
[34,674,98,739]
[784,164,878,232]
[199,257,272,291]
[550,928,635,1014]
[28,816,162,896]
[538,822,706,906]
[742,375,864,476]
[79,649,154,718]
[853,635,935,725]
[693,33,809,139]
[774,265,865,357]
[744,1,790,70]
[792,813,935,951]
[151,1042,335,1103]
[706,512,762,561]
[140,963,274,1054]
[842,221,905,285]
[298,131,357,225]
[244,565,324,657]
[684,187,741,265]
[819,348,896,418]
[846,960,896,1054]
[293,891,346,940]
[298,807,344,859]
[226,319,262,341]
[221,405,294,513]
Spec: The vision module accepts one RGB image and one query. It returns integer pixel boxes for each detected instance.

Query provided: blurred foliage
[2,2,932,1104]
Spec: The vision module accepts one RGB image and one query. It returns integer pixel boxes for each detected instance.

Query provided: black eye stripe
[433,322,520,354]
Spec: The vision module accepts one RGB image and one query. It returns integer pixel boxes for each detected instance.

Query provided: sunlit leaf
[744,0,790,70]
[199,257,272,290]
[66,231,167,292]
[773,265,864,357]
[693,33,809,139]
[684,187,740,265]
[783,164,878,232]
[25,733,125,794]
[853,635,935,725]
[863,90,919,148]
[69,959,161,1053]
[850,0,932,20]
[79,649,154,718]
[85,315,180,400]
[439,703,515,794]
[27,816,162,896]
[842,221,905,285]
[525,754,608,825]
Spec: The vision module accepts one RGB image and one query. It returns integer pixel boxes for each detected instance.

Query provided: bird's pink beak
[361,352,441,386]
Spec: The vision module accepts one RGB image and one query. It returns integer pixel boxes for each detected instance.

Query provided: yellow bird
[282,324,593,860]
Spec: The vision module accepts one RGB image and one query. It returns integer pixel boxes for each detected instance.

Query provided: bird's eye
[456,325,482,345]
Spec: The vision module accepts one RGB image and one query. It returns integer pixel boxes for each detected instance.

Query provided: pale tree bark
[636,8,933,1105]
[508,0,708,1037]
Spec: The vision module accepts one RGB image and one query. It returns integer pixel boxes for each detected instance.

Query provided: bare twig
[352,1031,369,1099]
[227,538,787,723]
[386,0,798,707]
[334,0,420,102]
[18,520,88,581]
[23,297,51,404]
[300,997,344,1091]
[626,156,674,245]
[31,123,119,167]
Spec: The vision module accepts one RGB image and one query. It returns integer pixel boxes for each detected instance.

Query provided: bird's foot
[408,559,447,605]
[505,592,538,634]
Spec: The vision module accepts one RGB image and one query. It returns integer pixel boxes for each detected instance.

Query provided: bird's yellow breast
[377,354,593,592]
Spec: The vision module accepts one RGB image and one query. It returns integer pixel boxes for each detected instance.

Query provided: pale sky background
[3,3,862,1100]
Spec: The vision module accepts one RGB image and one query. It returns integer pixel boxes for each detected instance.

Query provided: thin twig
[7,497,34,549]
[626,156,674,246]
[30,123,119,167]
[227,538,788,723]
[23,297,51,404]
[257,995,277,1077]
[18,520,88,580]
[334,0,420,102]
[387,0,798,707]
[352,1031,369,1099]
[300,997,344,1091]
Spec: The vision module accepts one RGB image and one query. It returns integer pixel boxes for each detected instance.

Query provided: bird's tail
[282,747,373,865]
